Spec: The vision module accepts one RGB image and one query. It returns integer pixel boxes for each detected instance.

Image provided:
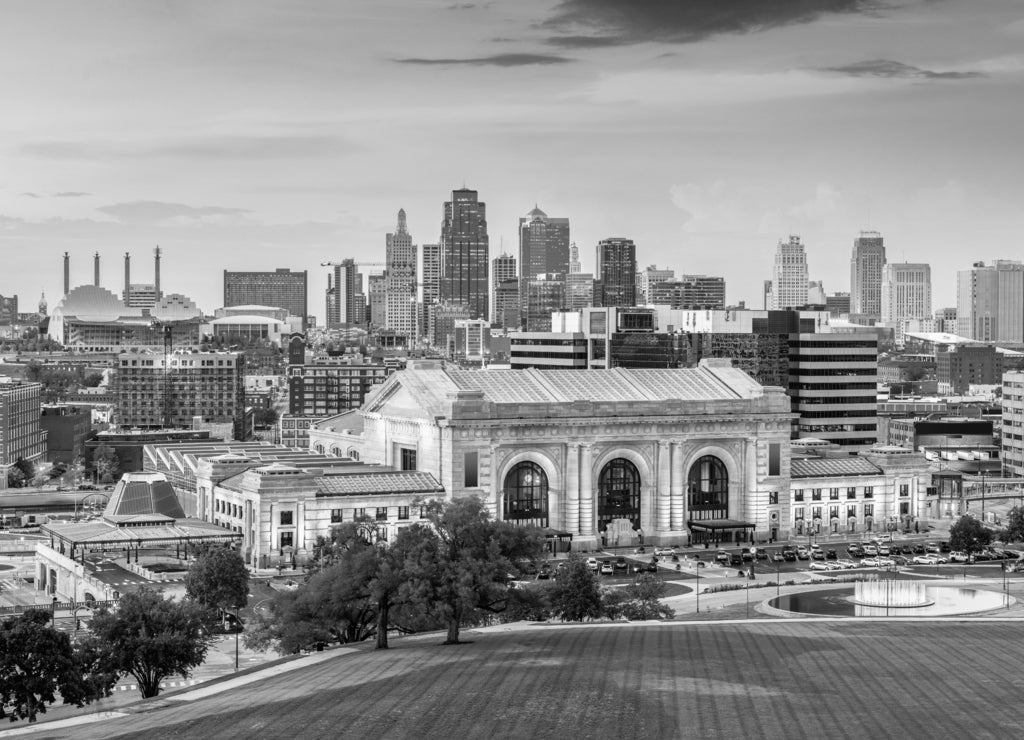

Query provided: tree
[548,554,603,622]
[417,496,544,645]
[253,407,279,429]
[5,467,25,490]
[620,573,675,620]
[92,444,119,484]
[83,372,104,388]
[185,547,249,623]
[89,589,216,699]
[949,515,992,559]
[1001,506,1024,543]
[0,610,116,723]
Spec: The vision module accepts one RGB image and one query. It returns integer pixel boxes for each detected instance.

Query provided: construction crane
[320,261,385,269]
[149,317,200,429]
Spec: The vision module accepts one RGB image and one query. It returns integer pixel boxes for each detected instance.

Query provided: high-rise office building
[649,275,726,309]
[492,252,517,324]
[595,238,637,307]
[881,263,931,325]
[957,260,1024,343]
[569,242,582,274]
[566,273,595,311]
[223,268,308,329]
[326,259,364,328]
[368,273,387,329]
[524,274,567,332]
[769,236,809,310]
[850,231,886,318]
[493,278,521,330]
[0,381,46,489]
[519,206,570,281]
[384,209,418,338]
[419,242,441,338]
[637,265,674,305]
[440,188,490,321]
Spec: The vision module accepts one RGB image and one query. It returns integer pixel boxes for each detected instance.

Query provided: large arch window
[687,456,729,521]
[503,462,548,528]
[598,458,641,531]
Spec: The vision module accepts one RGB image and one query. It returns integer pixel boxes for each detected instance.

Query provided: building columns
[489,445,500,518]
[657,441,671,534]
[670,442,685,532]
[565,443,580,535]
[579,443,593,535]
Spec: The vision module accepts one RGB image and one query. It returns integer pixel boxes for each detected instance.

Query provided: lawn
[53,620,1024,740]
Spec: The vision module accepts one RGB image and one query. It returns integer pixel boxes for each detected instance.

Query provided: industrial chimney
[63,252,70,296]
[154,246,161,300]
[124,252,131,306]
[93,252,100,287]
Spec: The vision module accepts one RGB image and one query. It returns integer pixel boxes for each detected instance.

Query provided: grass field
[25,620,1024,740]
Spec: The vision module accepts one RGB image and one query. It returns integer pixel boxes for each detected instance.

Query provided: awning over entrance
[687,519,756,532]
[542,528,573,540]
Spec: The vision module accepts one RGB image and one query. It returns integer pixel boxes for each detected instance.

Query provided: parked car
[811,549,826,560]
[586,557,600,571]
[771,551,786,563]
[741,549,754,562]
[835,559,857,569]
[863,544,878,556]
[912,544,926,555]
[730,553,743,566]
[600,561,614,575]
[755,549,769,560]
[782,550,797,562]
[926,542,941,553]
[796,546,810,560]
[809,561,831,571]
[825,549,838,560]
[645,562,659,573]
[861,557,881,567]
[912,555,936,565]
[537,568,552,580]
[654,547,675,556]
[949,551,969,563]
[939,542,951,553]
[900,545,914,555]
[615,557,628,570]
[847,544,865,558]
[715,550,730,564]
[877,545,891,556]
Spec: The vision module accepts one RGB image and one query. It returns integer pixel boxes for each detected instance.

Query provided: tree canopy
[89,589,217,698]
[0,610,115,723]
[999,506,1024,543]
[185,547,250,615]
[547,554,603,622]
[949,515,992,556]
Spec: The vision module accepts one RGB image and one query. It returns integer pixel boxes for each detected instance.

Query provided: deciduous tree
[0,611,115,723]
[185,547,250,623]
[92,444,119,484]
[549,554,603,622]
[1000,506,1024,543]
[949,515,992,558]
[89,589,216,698]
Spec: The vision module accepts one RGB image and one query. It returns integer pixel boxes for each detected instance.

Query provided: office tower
[384,209,418,337]
[223,268,308,330]
[492,252,517,323]
[934,307,957,333]
[1003,371,1024,477]
[519,206,570,281]
[288,356,396,418]
[419,242,441,338]
[595,238,637,307]
[427,301,472,349]
[957,260,1024,342]
[569,242,582,274]
[770,236,809,310]
[368,273,387,329]
[881,263,931,325]
[788,331,878,449]
[566,273,595,311]
[114,351,246,438]
[0,382,47,489]
[440,188,490,321]
[493,278,521,330]
[826,293,850,317]
[524,274,567,332]
[649,275,726,309]
[850,231,886,318]
[326,259,364,328]
[637,265,674,304]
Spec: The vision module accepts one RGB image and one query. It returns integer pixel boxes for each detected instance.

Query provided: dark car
[847,545,864,558]
[645,562,659,573]
[537,568,551,580]
[826,549,837,560]
[615,557,628,570]
[771,551,785,563]
[900,545,913,555]
[912,544,926,555]
[940,542,951,553]
[756,550,769,560]
[730,553,742,566]
[741,549,754,562]
[783,550,797,562]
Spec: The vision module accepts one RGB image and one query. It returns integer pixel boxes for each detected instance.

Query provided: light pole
[695,558,700,614]
[746,546,757,618]
[235,606,240,671]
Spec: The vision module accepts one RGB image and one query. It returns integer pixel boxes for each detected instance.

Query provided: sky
[2,0,1023,316]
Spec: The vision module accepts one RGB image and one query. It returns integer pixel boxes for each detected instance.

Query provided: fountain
[853,580,933,608]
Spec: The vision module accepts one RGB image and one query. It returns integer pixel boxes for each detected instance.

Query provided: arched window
[503,462,548,527]
[598,458,641,531]
[347,448,360,461]
[687,456,728,520]
[314,443,325,454]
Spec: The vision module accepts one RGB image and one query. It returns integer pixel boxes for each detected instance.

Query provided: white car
[654,547,676,556]
[809,561,831,571]
[835,559,857,569]
[863,544,878,556]
[860,557,880,567]
[912,555,937,565]
[949,551,969,563]
[586,557,599,571]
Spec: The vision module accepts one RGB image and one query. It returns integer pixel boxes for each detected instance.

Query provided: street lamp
[746,547,757,619]
[695,557,701,614]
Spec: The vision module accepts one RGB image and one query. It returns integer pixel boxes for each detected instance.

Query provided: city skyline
[3,0,1023,312]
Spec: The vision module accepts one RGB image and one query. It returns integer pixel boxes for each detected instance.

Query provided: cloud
[96,200,251,226]
[21,192,42,199]
[543,0,885,47]
[21,135,351,161]
[821,59,985,79]
[395,53,574,67]
[53,191,91,198]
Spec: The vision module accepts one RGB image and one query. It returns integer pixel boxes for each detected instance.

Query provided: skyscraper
[440,188,490,321]
[569,242,582,274]
[880,263,931,325]
[595,238,637,307]
[519,206,570,281]
[637,265,674,305]
[769,236,809,310]
[326,259,363,328]
[850,231,886,318]
[385,209,418,337]
[491,252,517,323]
[957,260,1024,342]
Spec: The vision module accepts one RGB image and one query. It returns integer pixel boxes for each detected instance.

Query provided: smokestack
[124,252,131,305]
[154,246,161,299]
[63,252,70,296]
[94,252,100,287]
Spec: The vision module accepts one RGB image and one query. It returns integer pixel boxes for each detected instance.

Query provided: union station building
[309,359,795,549]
